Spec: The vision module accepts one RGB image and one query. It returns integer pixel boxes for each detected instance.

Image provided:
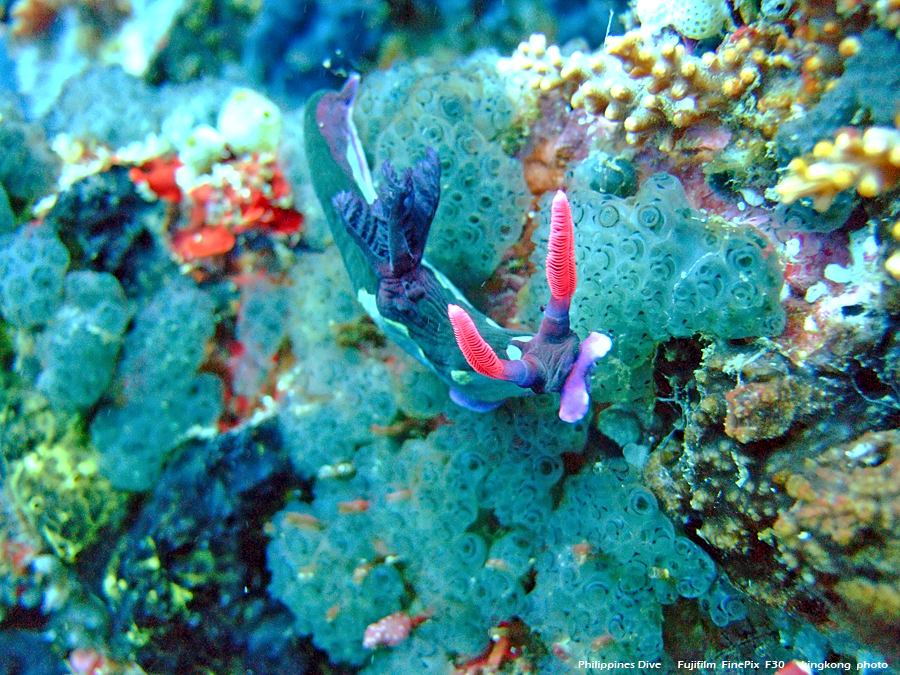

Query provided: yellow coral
[499,26,810,145]
[887,219,900,280]
[873,0,900,36]
[835,578,900,622]
[775,123,900,211]
[9,0,131,39]
[838,0,900,39]
[7,427,123,562]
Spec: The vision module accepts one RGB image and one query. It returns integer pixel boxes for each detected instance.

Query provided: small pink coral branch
[363,611,428,649]
[67,648,111,675]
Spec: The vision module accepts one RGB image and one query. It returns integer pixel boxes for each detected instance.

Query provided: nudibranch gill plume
[305,75,611,422]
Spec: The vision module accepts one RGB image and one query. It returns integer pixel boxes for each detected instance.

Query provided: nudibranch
[305,75,611,422]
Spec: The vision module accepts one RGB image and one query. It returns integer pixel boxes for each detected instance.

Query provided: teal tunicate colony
[269,394,747,672]
[0,225,69,330]
[90,280,224,491]
[36,271,131,411]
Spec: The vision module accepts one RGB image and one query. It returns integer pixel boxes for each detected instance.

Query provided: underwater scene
[1,0,899,673]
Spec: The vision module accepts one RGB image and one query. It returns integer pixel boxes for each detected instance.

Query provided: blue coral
[0,225,69,329]
[91,279,222,491]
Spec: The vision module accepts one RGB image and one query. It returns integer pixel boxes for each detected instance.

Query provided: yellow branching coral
[886,219,900,280]
[873,0,900,36]
[775,123,900,211]
[499,27,811,145]
[838,0,900,39]
[9,0,131,39]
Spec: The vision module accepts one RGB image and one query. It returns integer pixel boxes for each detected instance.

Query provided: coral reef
[635,0,733,39]
[35,271,131,411]
[47,82,305,269]
[723,374,813,444]
[147,149,303,264]
[144,0,253,84]
[0,97,61,209]
[3,1,900,673]
[40,166,168,285]
[0,379,93,629]
[0,460,54,620]
[775,28,900,161]
[646,312,899,657]
[0,223,70,329]
[100,422,309,673]
[230,276,291,401]
[270,388,747,672]
[44,67,168,151]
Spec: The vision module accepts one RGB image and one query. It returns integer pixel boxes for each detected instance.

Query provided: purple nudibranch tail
[447,190,612,422]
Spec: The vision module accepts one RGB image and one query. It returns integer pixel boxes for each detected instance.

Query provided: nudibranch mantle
[305,75,611,422]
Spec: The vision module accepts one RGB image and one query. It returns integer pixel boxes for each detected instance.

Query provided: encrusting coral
[761,429,900,652]
[7,428,122,563]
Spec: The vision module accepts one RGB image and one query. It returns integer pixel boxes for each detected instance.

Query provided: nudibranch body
[305,75,611,422]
